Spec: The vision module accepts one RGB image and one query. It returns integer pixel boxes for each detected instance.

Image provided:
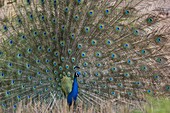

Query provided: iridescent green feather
[0,0,169,111]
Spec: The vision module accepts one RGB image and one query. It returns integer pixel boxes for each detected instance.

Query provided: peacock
[67,66,80,108]
[0,0,170,112]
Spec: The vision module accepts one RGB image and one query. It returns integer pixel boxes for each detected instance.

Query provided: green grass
[131,96,170,113]
[144,96,170,113]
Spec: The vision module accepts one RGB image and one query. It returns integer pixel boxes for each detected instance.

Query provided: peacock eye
[156,37,161,43]
[65,7,69,13]
[98,24,104,30]
[147,18,153,23]
[84,27,90,33]
[76,0,83,4]
[9,40,13,44]
[124,44,128,47]
[13,105,17,109]
[91,39,97,46]
[3,25,7,30]
[147,90,151,93]
[124,10,130,15]
[52,19,56,23]
[34,32,37,35]
[6,91,10,95]
[18,19,21,23]
[74,16,79,20]
[116,27,120,31]
[133,29,139,35]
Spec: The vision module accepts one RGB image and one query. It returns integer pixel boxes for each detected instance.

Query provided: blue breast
[67,77,78,106]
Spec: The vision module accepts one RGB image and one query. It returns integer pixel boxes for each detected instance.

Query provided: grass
[0,99,115,113]
[144,96,170,113]
[1,96,169,113]
[131,96,170,113]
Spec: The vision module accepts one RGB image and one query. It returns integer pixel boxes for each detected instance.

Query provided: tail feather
[0,0,169,111]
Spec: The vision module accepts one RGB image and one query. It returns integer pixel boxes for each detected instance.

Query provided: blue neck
[72,76,78,90]
[74,76,77,82]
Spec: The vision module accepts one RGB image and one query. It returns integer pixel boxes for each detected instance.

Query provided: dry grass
[0,98,146,113]
[0,99,116,113]
[0,97,169,113]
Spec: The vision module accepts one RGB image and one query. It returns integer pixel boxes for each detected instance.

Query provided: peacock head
[74,66,81,77]
[75,71,81,77]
